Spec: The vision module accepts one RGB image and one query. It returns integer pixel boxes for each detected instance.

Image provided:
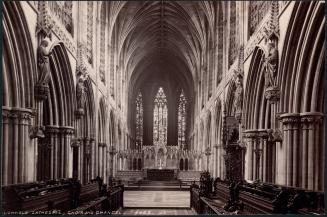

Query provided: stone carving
[36,2,76,54]
[233,46,244,121]
[75,73,88,116]
[264,41,278,89]
[264,40,280,102]
[223,181,244,212]
[233,73,243,121]
[35,37,53,100]
[37,38,52,85]
[29,126,45,139]
[249,2,271,36]
[48,2,73,35]
[244,2,279,61]
[71,138,81,148]
[267,129,282,142]
[199,171,213,197]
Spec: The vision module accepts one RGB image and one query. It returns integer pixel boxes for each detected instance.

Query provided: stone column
[103,143,107,182]
[98,142,103,177]
[2,109,10,185]
[243,131,257,181]
[262,137,267,182]
[90,137,95,179]
[79,138,84,182]
[59,126,74,178]
[13,112,19,183]
[45,126,60,180]
[280,113,300,187]
[300,112,323,190]
[213,145,219,177]
[84,137,91,183]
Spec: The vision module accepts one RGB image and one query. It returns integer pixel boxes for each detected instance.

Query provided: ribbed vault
[105,1,219,141]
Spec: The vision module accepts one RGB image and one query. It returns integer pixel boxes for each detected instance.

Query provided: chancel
[1,1,325,215]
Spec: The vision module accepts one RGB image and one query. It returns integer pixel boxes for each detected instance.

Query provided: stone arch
[279,1,324,114]
[74,78,95,183]
[2,1,37,184]
[2,1,37,108]
[277,1,324,190]
[36,41,75,182]
[243,47,271,130]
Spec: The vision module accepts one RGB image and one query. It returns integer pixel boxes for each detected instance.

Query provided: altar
[146,169,175,181]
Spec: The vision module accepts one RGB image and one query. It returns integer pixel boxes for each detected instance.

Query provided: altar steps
[125,180,190,191]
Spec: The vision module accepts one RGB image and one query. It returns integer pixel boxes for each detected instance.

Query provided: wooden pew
[2,179,72,212]
[213,179,325,215]
[79,182,100,205]
[67,183,124,214]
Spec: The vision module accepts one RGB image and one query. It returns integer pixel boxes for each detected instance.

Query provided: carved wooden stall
[209,179,324,215]
[2,179,72,212]
[2,178,124,214]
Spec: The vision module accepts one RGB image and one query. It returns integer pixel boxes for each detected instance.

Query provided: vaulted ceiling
[106,1,220,98]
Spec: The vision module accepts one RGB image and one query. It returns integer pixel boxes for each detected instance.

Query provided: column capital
[45,125,60,134]
[280,113,301,124]
[59,126,75,134]
[300,112,324,124]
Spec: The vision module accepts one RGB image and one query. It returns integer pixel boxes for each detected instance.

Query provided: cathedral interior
[1,1,325,215]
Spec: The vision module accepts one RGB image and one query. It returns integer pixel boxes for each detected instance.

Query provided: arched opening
[37,42,75,181]
[185,159,189,171]
[2,1,37,184]
[179,159,184,171]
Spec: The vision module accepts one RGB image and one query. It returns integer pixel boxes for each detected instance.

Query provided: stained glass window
[153,87,168,146]
[135,91,143,147]
[178,90,187,148]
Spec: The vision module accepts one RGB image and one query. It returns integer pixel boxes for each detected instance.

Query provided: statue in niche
[76,73,88,115]
[233,73,243,118]
[264,41,278,89]
[37,38,52,86]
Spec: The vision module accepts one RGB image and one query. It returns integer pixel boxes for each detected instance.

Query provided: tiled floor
[121,208,196,215]
[124,191,190,208]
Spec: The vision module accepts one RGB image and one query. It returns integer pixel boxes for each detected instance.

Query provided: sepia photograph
[1,1,325,215]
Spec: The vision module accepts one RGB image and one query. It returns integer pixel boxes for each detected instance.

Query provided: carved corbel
[29,126,46,139]
[267,129,283,143]
[71,138,81,148]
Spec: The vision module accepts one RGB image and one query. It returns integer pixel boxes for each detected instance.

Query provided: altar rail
[178,171,201,182]
[116,170,143,183]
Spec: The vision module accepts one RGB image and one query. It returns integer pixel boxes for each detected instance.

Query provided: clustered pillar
[2,107,35,185]
[280,112,324,191]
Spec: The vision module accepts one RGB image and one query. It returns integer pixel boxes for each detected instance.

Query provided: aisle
[121,208,196,215]
[124,191,190,208]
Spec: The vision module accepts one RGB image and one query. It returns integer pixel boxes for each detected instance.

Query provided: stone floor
[124,191,190,208]
[121,208,196,215]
